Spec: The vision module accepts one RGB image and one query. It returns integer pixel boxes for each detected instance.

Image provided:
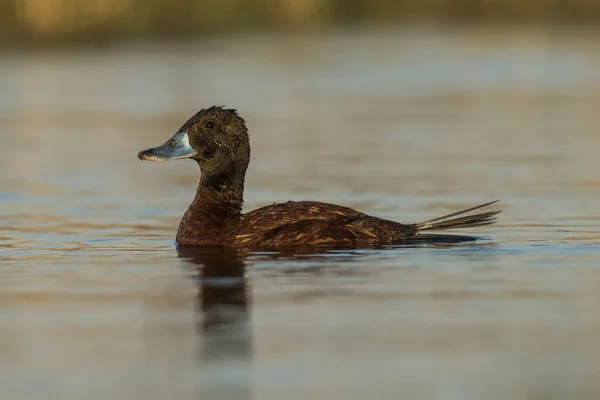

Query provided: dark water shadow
[177,245,252,359]
[244,234,496,265]
[177,245,253,399]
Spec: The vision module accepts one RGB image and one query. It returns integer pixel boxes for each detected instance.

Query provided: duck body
[138,106,501,248]
[177,199,417,247]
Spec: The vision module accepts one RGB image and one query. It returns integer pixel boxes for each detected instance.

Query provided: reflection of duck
[177,246,251,360]
[139,106,502,247]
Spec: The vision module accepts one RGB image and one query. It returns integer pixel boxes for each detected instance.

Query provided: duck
[138,106,501,247]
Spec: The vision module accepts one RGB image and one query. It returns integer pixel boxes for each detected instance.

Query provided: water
[2,27,600,399]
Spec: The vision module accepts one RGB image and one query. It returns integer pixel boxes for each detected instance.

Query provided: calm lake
[2,27,600,399]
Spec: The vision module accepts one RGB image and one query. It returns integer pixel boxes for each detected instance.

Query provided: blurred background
[3,0,600,46]
[3,1,600,400]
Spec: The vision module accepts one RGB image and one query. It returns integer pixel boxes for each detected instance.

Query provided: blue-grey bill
[138,131,196,161]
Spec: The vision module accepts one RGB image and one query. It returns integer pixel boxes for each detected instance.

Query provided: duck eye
[167,140,176,147]
[205,121,215,129]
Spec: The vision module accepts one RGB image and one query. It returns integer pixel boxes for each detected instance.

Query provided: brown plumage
[138,106,502,248]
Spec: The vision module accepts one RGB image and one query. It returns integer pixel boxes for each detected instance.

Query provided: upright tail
[416,200,502,232]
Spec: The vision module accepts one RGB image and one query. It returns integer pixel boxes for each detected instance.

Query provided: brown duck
[138,106,501,247]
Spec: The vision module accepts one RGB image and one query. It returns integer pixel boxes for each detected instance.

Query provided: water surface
[2,27,600,399]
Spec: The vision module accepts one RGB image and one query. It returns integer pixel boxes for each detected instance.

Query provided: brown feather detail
[228,201,418,247]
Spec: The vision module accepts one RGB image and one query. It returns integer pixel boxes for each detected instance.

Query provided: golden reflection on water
[3,28,600,399]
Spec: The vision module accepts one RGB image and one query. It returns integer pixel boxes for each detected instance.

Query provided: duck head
[138,106,250,191]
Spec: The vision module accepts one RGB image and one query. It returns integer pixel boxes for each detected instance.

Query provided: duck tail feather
[416,201,502,232]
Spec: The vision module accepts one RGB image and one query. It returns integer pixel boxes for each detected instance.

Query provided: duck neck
[176,167,246,245]
[196,167,245,214]
[190,173,245,220]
